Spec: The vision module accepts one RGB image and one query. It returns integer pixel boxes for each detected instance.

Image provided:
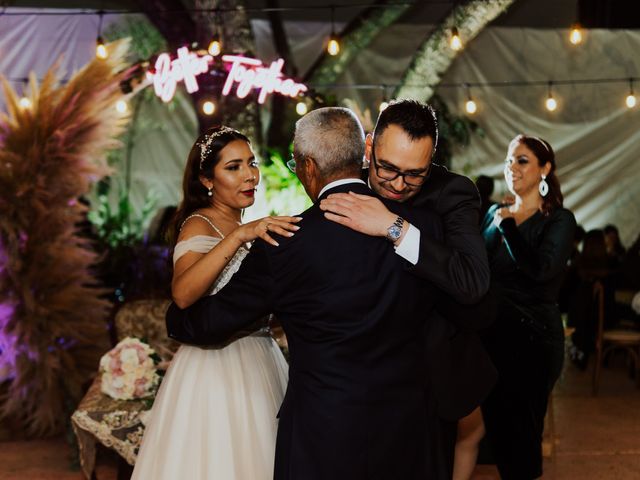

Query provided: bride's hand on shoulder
[232,216,302,246]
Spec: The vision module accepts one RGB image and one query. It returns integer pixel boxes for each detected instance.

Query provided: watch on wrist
[386,216,405,243]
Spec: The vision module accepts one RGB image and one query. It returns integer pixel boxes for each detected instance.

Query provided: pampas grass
[0,40,132,436]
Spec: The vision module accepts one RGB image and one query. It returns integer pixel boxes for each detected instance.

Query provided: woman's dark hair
[509,134,563,215]
[169,126,250,245]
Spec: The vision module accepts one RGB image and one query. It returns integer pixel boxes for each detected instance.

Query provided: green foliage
[260,150,312,215]
[88,182,157,249]
[430,94,484,169]
[104,15,166,61]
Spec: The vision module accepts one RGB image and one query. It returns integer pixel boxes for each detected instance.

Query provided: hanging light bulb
[208,34,222,56]
[626,79,637,108]
[450,27,462,51]
[296,101,308,116]
[464,85,477,114]
[202,100,216,116]
[18,80,31,110]
[115,99,128,114]
[96,36,108,59]
[465,99,477,114]
[95,12,108,59]
[545,82,557,111]
[569,24,583,45]
[626,94,637,109]
[327,6,340,56]
[327,36,340,56]
[19,96,32,110]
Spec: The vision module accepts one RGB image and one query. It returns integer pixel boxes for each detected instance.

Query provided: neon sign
[221,55,307,104]
[145,48,307,104]
[147,47,212,103]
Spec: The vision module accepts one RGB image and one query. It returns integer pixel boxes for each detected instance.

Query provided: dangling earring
[207,187,213,197]
[539,174,549,197]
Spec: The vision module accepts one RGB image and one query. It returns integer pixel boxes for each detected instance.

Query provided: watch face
[388,225,402,241]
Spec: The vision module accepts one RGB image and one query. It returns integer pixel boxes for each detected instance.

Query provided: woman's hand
[233,216,302,246]
[493,207,514,228]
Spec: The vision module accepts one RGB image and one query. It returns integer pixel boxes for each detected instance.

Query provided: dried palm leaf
[0,40,132,436]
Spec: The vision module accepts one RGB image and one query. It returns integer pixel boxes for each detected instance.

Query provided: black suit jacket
[402,164,497,420]
[166,182,443,480]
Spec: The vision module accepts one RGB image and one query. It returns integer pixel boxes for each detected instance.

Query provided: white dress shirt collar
[318,178,366,200]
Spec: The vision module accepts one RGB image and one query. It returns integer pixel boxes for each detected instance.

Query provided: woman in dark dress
[480,134,576,479]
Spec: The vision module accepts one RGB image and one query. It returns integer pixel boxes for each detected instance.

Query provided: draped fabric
[2,9,638,242]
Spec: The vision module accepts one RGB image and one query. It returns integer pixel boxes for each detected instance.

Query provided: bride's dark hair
[169,126,250,246]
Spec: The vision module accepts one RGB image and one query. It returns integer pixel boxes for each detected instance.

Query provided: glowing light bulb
[202,100,216,115]
[626,94,637,109]
[450,27,462,51]
[327,37,340,56]
[208,38,222,56]
[295,101,308,116]
[545,96,557,112]
[115,99,128,114]
[96,37,108,59]
[379,101,389,112]
[19,97,32,109]
[569,25,583,45]
[465,99,477,114]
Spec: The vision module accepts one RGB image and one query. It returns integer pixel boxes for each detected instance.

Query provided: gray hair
[293,107,365,178]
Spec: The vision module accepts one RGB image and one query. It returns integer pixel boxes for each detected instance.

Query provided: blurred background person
[480,134,575,479]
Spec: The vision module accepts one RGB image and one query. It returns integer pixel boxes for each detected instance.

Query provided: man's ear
[364,133,374,163]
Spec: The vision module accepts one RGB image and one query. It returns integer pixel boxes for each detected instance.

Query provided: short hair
[476,175,495,197]
[294,107,365,178]
[373,99,439,154]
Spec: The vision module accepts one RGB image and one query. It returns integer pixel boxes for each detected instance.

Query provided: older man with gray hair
[167,107,444,479]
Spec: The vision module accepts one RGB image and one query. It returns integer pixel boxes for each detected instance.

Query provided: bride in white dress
[132,126,300,479]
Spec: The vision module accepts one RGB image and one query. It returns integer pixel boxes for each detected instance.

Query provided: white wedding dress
[132,232,288,479]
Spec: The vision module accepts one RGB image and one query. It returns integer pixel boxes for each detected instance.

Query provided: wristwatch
[386,216,405,243]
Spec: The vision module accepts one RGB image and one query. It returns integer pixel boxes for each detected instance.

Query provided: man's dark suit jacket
[166,182,443,480]
[405,164,497,421]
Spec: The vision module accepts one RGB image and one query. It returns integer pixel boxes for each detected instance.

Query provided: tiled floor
[1,355,639,479]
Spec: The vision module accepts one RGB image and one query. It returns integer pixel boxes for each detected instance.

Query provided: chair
[71,298,175,479]
[592,281,640,395]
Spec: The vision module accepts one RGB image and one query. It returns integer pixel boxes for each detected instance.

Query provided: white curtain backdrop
[2,10,639,243]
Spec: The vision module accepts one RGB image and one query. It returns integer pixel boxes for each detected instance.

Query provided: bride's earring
[207,187,213,197]
[539,174,549,197]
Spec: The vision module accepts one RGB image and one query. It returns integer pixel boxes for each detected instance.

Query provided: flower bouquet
[99,337,161,400]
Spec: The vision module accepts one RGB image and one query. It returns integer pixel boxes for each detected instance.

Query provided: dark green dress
[481,204,576,480]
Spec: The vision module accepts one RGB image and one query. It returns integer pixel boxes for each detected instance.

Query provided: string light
[18,80,31,110]
[545,81,557,111]
[202,100,216,115]
[464,84,477,114]
[327,6,340,56]
[95,12,107,59]
[626,79,636,108]
[19,97,32,109]
[450,26,462,51]
[208,35,222,56]
[296,101,308,115]
[115,99,128,113]
[569,24,583,45]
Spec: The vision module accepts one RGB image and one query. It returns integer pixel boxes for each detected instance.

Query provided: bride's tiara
[198,127,236,168]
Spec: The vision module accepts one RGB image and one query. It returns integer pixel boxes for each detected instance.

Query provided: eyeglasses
[370,147,430,187]
[287,155,297,173]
